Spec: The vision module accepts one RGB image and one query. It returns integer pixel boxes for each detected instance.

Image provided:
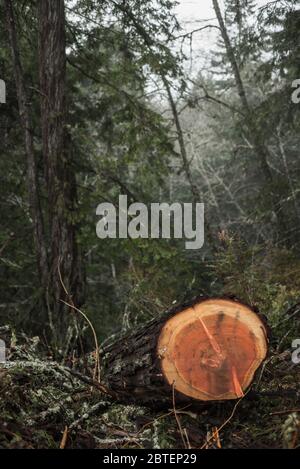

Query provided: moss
[1,324,300,448]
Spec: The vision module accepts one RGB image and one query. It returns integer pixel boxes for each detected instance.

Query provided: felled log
[102,297,269,406]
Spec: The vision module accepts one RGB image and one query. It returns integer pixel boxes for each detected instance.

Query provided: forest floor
[0,325,300,449]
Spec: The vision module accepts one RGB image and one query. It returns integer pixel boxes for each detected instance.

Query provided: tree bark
[5,0,49,291]
[37,0,83,341]
[212,0,288,236]
[163,78,216,248]
[102,296,269,406]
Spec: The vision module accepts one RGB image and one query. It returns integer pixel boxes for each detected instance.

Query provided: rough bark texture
[5,0,49,291]
[102,296,269,406]
[37,0,83,336]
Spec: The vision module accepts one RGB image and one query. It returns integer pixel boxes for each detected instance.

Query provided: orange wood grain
[157,299,268,401]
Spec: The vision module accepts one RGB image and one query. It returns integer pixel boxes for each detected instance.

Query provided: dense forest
[1,0,300,451]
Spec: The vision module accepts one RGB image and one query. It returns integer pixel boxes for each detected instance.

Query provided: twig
[60,299,101,383]
[58,365,115,398]
[200,396,245,449]
[172,382,188,449]
[93,436,142,447]
[247,389,299,399]
[253,356,272,390]
[212,426,222,448]
[270,409,300,416]
[59,426,68,449]
[135,405,191,438]
[57,258,101,382]
[184,428,192,449]
[69,402,109,430]
[275,302,300,328]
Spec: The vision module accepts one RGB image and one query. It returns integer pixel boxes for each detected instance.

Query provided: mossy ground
[1,324,300,449]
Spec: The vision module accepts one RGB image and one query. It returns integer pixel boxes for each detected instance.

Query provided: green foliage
[1,0,300,375]
[213,235,300,342]
[2,0,300,450]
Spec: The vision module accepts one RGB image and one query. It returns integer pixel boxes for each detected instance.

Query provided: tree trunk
[102,296,269,406]
[37,0,83,341]
[212,0,288,237]
[163,78,216,248]
[5,0,49,292]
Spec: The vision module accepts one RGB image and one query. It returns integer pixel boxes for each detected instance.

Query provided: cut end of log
[157,298,268,401]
